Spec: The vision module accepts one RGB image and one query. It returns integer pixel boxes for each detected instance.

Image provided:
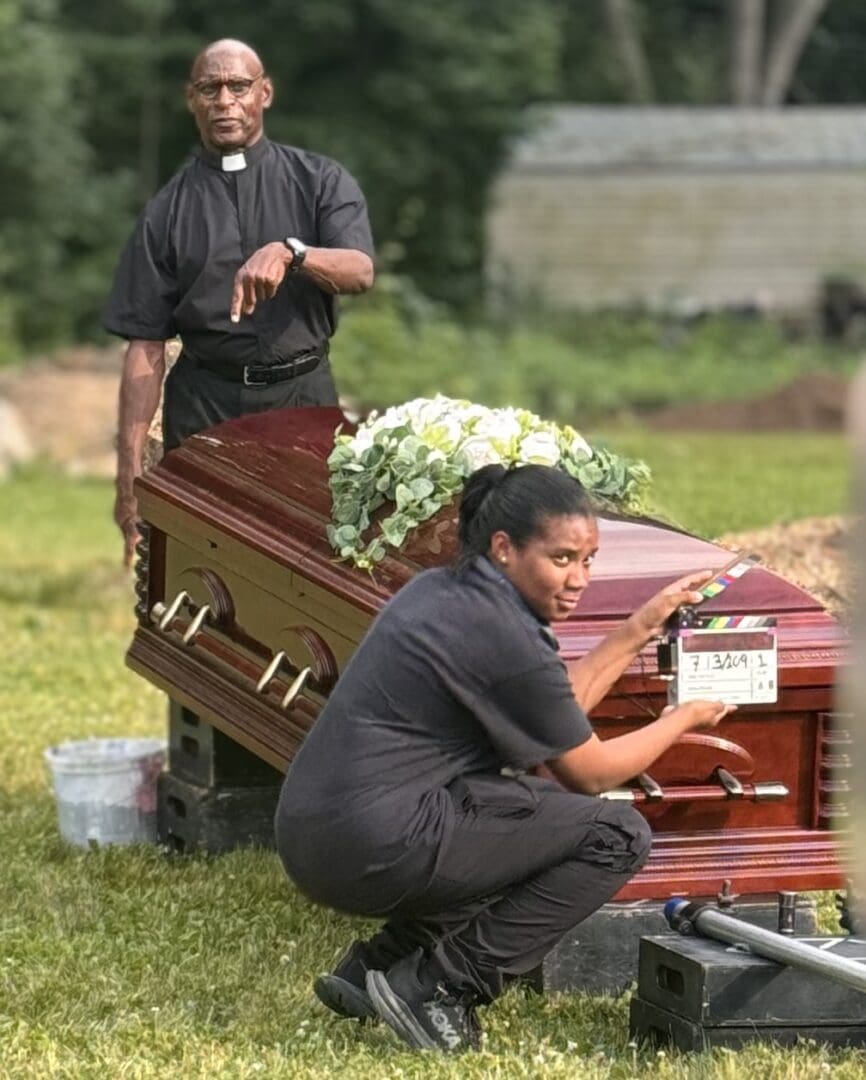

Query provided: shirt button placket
[236,168,269,367]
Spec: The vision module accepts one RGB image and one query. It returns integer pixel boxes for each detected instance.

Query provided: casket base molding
[616,828,847,901]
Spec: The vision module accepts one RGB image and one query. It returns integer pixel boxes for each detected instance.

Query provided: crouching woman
[275,463,733,1052]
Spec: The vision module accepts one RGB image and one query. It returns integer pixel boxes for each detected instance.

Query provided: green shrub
[332,293,858,425]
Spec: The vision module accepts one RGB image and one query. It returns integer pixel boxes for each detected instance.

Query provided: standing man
[103,39,375,564]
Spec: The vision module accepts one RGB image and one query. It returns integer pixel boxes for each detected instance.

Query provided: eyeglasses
[192,74,264,100]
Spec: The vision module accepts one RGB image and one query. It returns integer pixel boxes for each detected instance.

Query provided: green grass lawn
[599,430,849,538]
[0,448,860,1079]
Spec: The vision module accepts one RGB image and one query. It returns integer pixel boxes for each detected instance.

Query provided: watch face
[285,237,307,270]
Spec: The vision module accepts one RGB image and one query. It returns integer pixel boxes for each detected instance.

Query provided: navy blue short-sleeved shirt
[276,555,592,911]
[102,138,374,367]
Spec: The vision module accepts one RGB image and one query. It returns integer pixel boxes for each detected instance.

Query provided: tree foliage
[561,0,833,106]
[0,0,126,353]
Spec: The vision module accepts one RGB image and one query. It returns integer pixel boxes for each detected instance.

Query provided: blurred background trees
[4,0,866,361]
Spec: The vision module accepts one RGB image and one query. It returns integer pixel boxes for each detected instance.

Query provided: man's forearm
[116,339,167,497]
[301,247,374,295]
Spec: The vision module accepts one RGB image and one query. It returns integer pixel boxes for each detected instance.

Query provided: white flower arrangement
[327,395,651,569]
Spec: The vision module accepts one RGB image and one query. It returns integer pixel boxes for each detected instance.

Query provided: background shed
[486,106,866,313]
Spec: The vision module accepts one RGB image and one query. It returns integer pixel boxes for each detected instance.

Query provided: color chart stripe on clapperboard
[704,615,775,628]
[698,560,756,599]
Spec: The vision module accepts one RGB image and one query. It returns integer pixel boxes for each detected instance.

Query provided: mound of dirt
[648,372,849,432]
[0,349,123,476]
[0,343,180,477]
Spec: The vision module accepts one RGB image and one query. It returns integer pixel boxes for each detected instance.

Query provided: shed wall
[486,170,866,311]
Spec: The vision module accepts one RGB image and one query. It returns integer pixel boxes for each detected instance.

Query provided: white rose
[518,431,561,466]
[407,399,437,423]
[458,435,503,472]
[371,407,403,432]
[460,403,493,426]
[473,411,522,443]
[351,427,375,452]
[426,414,463,451]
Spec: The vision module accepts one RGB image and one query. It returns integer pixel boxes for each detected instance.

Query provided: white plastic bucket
[44,737,166,847]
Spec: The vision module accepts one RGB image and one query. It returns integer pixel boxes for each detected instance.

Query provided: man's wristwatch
[284,236,308,273]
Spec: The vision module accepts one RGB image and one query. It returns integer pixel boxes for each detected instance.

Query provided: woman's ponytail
[457,463,508,550]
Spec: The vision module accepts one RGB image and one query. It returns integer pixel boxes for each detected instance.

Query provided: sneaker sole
[314,974,377,1021]
[365,969,438,1051]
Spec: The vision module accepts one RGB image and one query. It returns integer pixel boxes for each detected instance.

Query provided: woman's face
[490,513,599,622]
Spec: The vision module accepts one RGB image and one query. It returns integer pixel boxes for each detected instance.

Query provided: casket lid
[137,407,834,628]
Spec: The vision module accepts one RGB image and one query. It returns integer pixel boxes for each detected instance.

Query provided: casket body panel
[129,408,848,900]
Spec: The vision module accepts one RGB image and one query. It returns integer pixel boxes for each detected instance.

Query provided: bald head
[186,39,273,152]
[190,39,264,82]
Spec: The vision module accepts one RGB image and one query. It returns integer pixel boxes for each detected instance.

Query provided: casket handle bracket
[149,590,214,645]
[150,590,190,632]
[182,604,212,645]
[255,652,313,711]
[257,651,289,694]
[282,667,312,710]
[637,772,664,801]
[715,767,744,799]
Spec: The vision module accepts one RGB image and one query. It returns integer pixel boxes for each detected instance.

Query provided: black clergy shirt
[102,138,374,368]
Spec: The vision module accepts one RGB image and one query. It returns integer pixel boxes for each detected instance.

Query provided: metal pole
[665,898,866,995]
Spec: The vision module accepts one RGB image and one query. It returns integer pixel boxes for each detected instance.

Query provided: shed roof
[508,106,866,172]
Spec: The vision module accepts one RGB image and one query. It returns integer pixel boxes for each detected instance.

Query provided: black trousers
[162,354,339,451]
[344,774,652,1003]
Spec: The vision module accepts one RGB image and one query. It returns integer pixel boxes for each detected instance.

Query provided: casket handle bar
[600,773,789,804]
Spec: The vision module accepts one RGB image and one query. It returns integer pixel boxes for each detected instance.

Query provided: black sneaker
[313,941,377,1022]
[365,951,482,1052]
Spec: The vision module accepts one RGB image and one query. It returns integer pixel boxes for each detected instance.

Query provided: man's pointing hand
[230,241,292,322]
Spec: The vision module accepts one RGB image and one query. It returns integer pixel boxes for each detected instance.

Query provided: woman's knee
[585,802,652,874]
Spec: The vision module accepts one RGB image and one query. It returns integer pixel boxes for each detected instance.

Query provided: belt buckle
[242,365,268,387]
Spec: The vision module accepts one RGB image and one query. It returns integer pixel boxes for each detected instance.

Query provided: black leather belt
[189,351,323,387]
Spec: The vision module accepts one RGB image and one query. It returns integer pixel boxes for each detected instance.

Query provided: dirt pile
[648,372,849,432]
[0,346,124,476]
[718,515,848,618]
[0,343,180,477]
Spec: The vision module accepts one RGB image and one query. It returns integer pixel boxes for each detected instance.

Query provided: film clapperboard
[657,555,777,705]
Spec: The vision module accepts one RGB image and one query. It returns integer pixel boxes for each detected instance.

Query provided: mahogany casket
[129,407,849,900]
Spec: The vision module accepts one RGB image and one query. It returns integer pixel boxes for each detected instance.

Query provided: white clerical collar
[195,138,269,172]
[221,151,247,172]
